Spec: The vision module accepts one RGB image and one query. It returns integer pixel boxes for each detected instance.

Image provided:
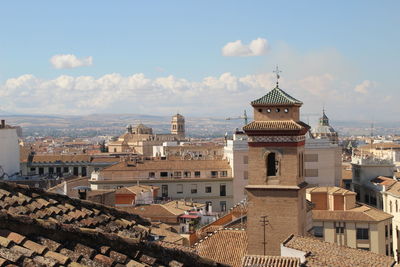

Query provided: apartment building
[20,154,120,177]
[308,187,393,255]
[304,134,342,187]
[90,158,233,212]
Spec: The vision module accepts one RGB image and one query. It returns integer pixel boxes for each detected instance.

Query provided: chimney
[0,120,5,129]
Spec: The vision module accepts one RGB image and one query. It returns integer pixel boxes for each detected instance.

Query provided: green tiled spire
[251,86,302,105]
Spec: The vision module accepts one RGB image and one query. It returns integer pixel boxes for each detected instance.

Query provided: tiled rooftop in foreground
[0,182,227,267]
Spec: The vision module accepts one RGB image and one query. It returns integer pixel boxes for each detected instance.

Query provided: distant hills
[0,112,399,138]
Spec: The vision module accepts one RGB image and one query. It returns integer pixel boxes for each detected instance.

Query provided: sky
[0,1,399,122]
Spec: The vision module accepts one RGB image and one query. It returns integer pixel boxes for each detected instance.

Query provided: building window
[194,171,201,178]
[184,171,191,178]
[220,171,227,177]
[161,185,168,198]
[205,185,212,193]
[177,184,183,194]
[49,167,54,174]
[220,201,227,212]
[354,167,361,179]
[220,184,226,197]
[244,171,248,180]
[63,167,69,173]
[243,156,248,164]
[385,225,388,238]
[149,172,155,178]
[396,201,398,213]
[390,201,393,213]
[335,226,344,234]
[304,154,319,162]
[160,172,169,177]
[191,184,197,194]
[386,244,389,256]
[354,186,361,201]
[39,167,44,175]
[211,171,218,178]
[174,171,182,178]
[370,195,377,206]
[313,226,324,238]
[205,201,212,212]
[390,224,393,236]
[30,167,36,172]
[266,153,277,176]
[81,167,87,177]
[305,169,318,177]
[356,228,369,240]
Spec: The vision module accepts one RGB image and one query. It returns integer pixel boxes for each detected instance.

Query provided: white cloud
[354,80,374,94]
[0,72,275,115]
[50,54,93,69]
[222,38,269,57]
[297,74,334,96]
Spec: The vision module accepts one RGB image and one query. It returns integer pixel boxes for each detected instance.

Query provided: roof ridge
[0,181,151,226]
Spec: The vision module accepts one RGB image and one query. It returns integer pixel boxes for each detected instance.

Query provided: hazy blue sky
[0,1,399,122]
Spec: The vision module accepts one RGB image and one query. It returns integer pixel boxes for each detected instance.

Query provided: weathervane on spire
[273,65,282,87]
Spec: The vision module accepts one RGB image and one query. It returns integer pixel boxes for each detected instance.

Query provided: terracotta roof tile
[59,248,83,262]
[74,243,96,259]
[0,231,25,245]
[110,250,128,264]
[283,235,395,267]
[243,120,305,131]
[23,240,47,254]
[195,229,248,267]
[31,255,58,266]
[242,255,300,267]
[0,247,22,263]
[0,237,11,248]
[94,253,114,266]
[0,182,223,267]
[37,237,61,251]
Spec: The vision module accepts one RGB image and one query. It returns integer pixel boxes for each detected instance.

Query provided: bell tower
[243,69,309,256]
[171,113,185,138]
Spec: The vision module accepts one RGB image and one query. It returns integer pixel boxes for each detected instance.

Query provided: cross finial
[273,65,282,87]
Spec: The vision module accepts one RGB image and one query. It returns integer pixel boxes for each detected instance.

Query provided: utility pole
[260,215,269,256]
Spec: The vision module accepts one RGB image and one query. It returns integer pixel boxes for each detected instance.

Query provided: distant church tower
[171,113,185,138]
[243,70,309,256]
[311,109,338,144]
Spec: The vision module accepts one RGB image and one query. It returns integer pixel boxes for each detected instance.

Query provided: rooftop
[243,120,306,131]
[307,186,356,196]
[283,235,396,267]
[312,204,393,222]
[0,182,225,266]
[242,255,300,267]
[101,158,231,172]
[251,86,302,106]
[194,229,248,267]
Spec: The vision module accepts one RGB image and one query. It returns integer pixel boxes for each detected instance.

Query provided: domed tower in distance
[311,109,338,144]
[171,113,185,138]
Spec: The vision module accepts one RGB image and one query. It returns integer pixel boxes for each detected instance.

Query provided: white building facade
[304,136,342,187]
[0,120,20,177]
[224,132,249,204]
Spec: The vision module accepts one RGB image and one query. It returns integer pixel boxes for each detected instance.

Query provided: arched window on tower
[267,153,277,176]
